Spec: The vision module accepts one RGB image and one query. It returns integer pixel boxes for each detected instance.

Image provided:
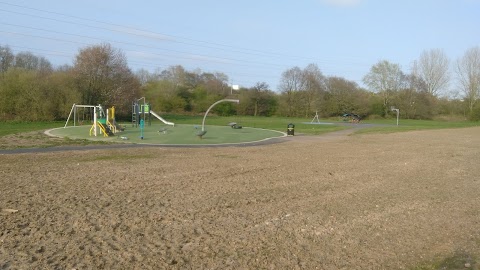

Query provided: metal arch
[201,99,240,132]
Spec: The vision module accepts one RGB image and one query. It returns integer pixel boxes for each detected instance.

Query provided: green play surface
[49,123,286,145]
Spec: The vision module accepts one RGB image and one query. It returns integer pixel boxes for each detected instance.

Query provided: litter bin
[287,123,295,136]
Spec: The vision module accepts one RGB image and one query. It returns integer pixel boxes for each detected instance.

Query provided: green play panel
[49,123,286,145]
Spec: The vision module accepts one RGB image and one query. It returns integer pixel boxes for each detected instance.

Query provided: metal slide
[150,110,175,126]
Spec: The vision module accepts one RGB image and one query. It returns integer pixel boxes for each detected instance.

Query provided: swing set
[64,104,120,137]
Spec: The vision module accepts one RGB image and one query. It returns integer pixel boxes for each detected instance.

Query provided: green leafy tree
[42,68,80,120]
[0,69,39,120]
[176,85,193,112]
[141,65,232,115]
[213,102,236,116]
[237,83,278,116]
[251,82,269,116]
[0,48,77,121]
[0,66,79,121]
[324,77,359,116]
[324,77,373,118]
[190,86,211,113]
[143,79,177,113]
[436,96,466,118]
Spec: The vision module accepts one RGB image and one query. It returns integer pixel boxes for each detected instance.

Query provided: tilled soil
[1,128,479,269]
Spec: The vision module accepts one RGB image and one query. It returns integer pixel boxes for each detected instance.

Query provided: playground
[55,99,285,145]
[49,124,285,145]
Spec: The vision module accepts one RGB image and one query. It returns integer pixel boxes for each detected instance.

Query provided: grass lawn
[0,121,64,136]
[354,118,479,134]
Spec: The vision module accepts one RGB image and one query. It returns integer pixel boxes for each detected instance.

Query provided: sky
[1,0,479,93]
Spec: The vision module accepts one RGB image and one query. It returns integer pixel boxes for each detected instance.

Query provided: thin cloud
[112,27,175,42]
[127,50,232,65]
[127,51,167,60]
[188,54,232,65]
[320,0,363,8]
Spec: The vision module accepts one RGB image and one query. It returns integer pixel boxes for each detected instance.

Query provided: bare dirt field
[1,127,479,269]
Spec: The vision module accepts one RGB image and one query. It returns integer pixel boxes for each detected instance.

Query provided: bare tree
[279,66,304,116]
[135,68,154,86]
[278,64,326,117]
[413,49,450,96]
[73,43,140,113]
[302,63,325,117]
[456,46,480,113]
[363,60,404,115]
[198,71,229,96]
[251,82,269,116]
[159,65,187,86]
[0,45,14,75]
[14,52,52,73]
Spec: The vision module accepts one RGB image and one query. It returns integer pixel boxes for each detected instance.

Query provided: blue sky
[1,0,479,92]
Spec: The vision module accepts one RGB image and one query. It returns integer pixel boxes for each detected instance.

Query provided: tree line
[1,43,479,122]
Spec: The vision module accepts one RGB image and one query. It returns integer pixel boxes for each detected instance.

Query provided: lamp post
[231,84,239,95]
[391,106,399,126]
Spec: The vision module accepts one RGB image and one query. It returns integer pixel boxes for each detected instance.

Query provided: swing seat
[228,122,242,129]
[195,130,207,139]
[158,127,168,134]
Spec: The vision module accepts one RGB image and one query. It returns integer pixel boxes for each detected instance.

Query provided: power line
[0,1,371,87]
[1,27,294,73]
[0,2,371,66]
